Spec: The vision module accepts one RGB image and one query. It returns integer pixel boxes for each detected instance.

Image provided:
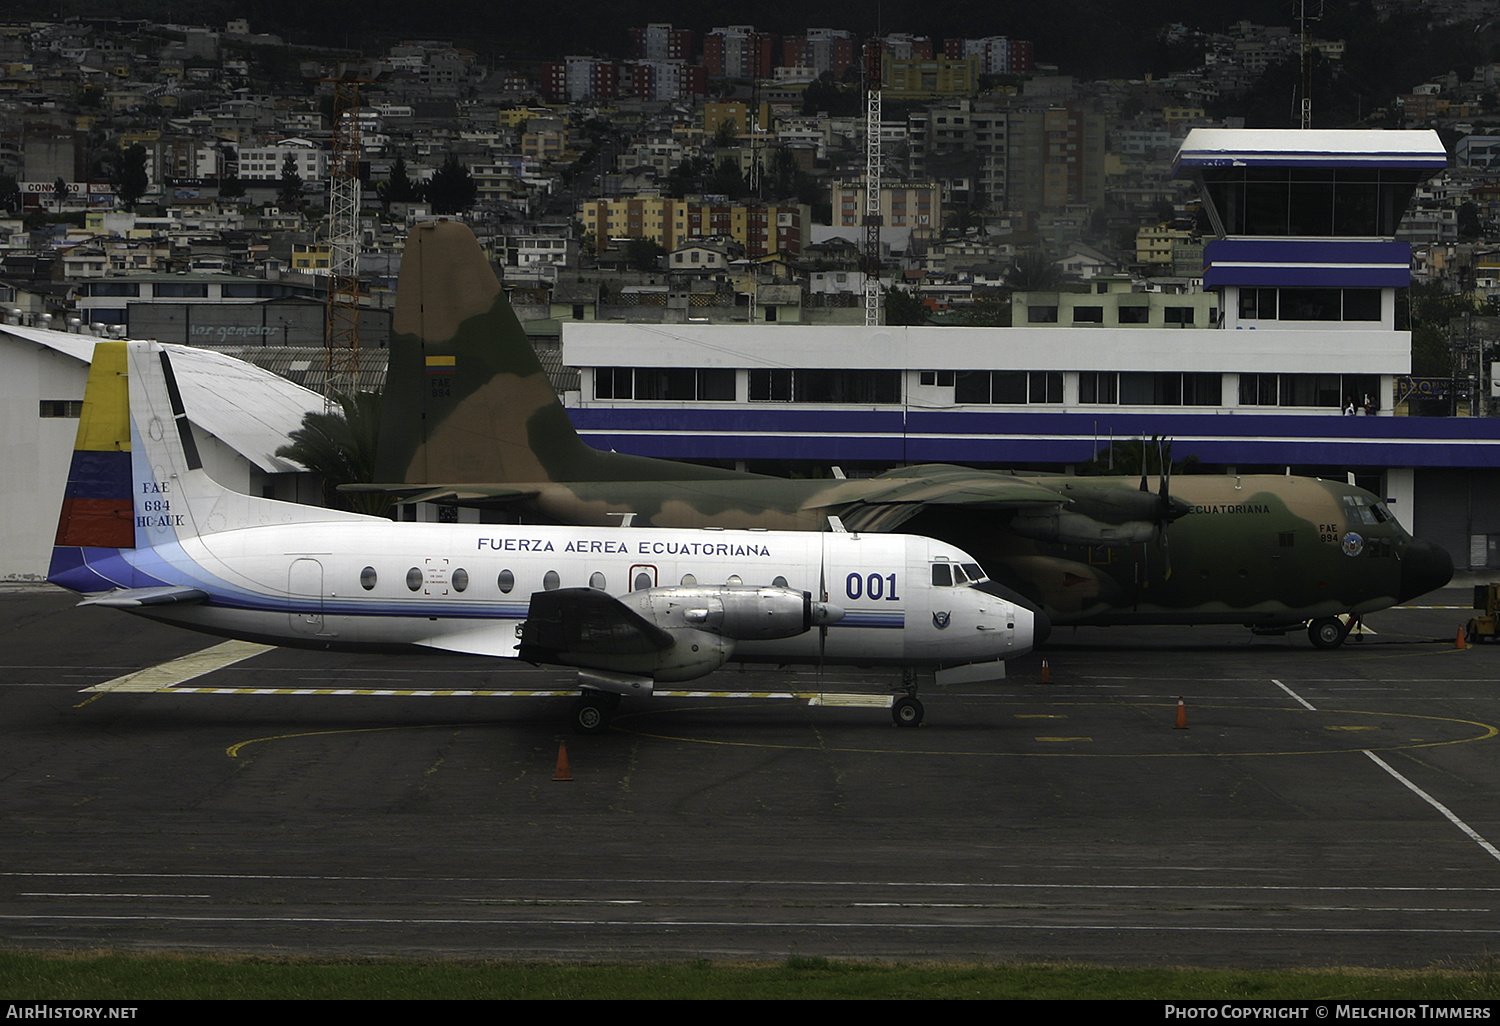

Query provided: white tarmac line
[1271,677,1500,864]
[1271,678,1317,711]
[1363,751,1500,865]
[82,640,271,692]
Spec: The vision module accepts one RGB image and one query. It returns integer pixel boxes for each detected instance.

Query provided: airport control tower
[1173,128,1448,415]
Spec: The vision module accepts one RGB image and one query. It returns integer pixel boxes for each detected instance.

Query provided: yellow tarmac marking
[168,687,578,698]
[226,723,477,759]
[1326,725,1380,731]
[75,641,271,705]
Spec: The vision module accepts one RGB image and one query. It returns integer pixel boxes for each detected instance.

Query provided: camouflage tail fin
[376,219,748,487]
[376,219,605,486]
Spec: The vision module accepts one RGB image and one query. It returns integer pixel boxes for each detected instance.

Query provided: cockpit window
[931,563,952,587]
[1343,494,1391,526]
[962,563,985,582]
[951,564,968,584]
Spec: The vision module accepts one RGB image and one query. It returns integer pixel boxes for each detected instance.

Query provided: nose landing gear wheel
[571,692,619,735]
[892,696,924,727]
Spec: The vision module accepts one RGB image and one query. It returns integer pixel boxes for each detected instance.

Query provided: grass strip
[5,950,1500,1000]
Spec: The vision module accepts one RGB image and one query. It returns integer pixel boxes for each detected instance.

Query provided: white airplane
[48,341,1046,732]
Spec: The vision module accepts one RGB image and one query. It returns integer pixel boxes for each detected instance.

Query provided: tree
[216,145,244,198]
[712,116,739,148]
[277,152,303,207]
[383,153,418,205]
[0,172,18,214]
[113,143,150,209]
[706,156,747,200]
[623,237,665,272]
[1078,437,1202,478]
[425,154,476,215]
[665,155,714,199]
[1004,251,1062,292]
[274,391,392,516]
[1458,202,1482,242]
[884,285,928,325]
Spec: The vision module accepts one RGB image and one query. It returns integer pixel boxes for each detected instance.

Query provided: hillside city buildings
[5,8,1500,578]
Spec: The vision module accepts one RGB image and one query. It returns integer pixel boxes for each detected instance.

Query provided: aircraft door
[288,557,325,635]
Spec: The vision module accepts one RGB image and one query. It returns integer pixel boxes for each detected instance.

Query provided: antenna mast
[864,32,884,326]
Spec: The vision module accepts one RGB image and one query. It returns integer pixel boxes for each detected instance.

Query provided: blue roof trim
[572,407,1500,469]
[1206,266,1410,288]
[1202,238,1411,289]
[1206,239,1411,264]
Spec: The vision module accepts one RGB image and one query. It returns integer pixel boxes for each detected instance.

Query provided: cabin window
[452,568,469,592]
[931,563,952,586]
[727,574,742,585]
[360,566,377,590]
[405,567,422,591]
[635,572,653,591]
[680,573,696,586]
[543,570,560,591]
[589,572,606,589]
[498,569,515,593]
[773,575,788,587]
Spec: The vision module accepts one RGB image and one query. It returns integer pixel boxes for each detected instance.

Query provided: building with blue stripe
[560,129,1500,569]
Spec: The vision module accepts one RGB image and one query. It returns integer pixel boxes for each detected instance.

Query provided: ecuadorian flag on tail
[48,342,146,592]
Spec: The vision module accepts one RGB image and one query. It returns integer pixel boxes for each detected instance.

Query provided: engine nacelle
[623,584,844,641]
[1006,508,1157,547]
[518,585,844,684]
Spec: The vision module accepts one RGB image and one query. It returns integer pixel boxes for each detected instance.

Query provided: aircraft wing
[826,467,1067,532]
[78,586,210,608]
[517,587,674,660]
[339,483,539,506]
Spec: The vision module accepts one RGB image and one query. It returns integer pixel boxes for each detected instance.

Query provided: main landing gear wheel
[571,692,619,735]
[1308,617,1349,650]
[892,696,925,727]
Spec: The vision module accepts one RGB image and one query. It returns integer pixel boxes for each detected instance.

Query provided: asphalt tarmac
[2,582,1498,968]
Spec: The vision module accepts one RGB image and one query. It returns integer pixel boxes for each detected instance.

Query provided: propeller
[1135,435,1188,579]
[817,560,828,678]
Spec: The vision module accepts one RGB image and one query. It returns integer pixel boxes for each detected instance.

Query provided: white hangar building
[1,327,323,580]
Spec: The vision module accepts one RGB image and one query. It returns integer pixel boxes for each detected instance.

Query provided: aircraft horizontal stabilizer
[78,586,209,608]
[339,483,540,507]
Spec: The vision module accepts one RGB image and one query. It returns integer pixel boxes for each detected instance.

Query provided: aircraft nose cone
[974,579,1051,649]
[1399,539,1453,603]
[1030,607,1052,648]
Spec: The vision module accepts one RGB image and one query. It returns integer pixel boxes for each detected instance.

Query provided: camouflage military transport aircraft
[354,220,1453,649]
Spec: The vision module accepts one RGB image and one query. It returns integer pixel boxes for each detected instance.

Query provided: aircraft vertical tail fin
[375,218,599,486]
[375,219,749,489]
[49,341,136,591]
[50,340,372,595]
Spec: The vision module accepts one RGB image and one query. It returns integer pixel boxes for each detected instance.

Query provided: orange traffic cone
[1040,659,1051,684]
[1457,627,1468,651]
[1174,697,1187,730]
[554,741,573,782]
